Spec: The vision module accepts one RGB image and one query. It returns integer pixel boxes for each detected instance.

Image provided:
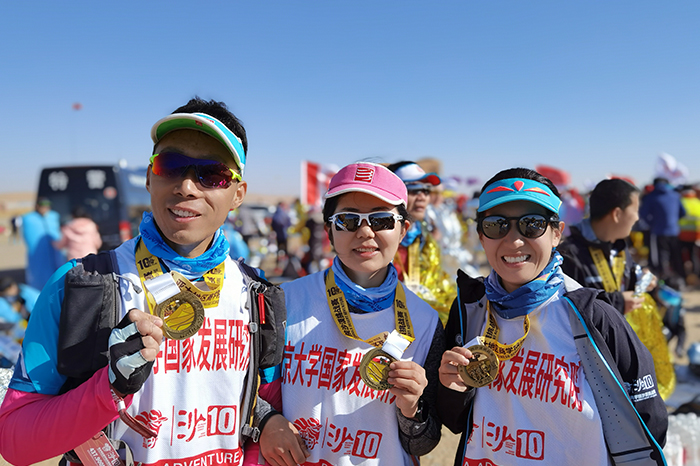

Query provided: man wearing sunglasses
[386,161,457,325]
[0,98,274,466]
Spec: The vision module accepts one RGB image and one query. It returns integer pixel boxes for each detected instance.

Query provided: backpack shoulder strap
[236,259,262,443]
[81,250,119,275]
[235,259,287,444]
[58,250,120,393]
[564,296,663,465]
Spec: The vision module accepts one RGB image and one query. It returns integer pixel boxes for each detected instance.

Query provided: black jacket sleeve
[436,271,480,434]
[397,320,445,456]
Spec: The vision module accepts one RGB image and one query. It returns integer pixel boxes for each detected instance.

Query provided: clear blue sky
[1,1,698,198]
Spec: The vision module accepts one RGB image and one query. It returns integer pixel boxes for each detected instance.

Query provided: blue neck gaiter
[484,250,564,319]
[138,211,230,276]
[330,257,399,313]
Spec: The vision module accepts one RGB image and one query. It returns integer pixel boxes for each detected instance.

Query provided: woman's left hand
[387,360,427,419]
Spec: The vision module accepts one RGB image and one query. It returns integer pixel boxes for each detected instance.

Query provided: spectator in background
[271,201,292,262]
[387,161,457,325]
[639,177,686,289]
[0,276,39,367]
[10,216,21,244]
[302,207,326,274]
[20,197,64,290]
[679,186,700,286]
[559,178,647,315]
[53,206,102,261]
[0,276,38,326]
[223,211,250,262]
[426,183,479,278]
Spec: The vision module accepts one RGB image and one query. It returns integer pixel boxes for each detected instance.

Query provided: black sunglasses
[407,188,431,196]
[328,211,403,232]
[479,214,558,240]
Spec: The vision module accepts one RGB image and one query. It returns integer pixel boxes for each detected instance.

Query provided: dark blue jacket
[639,183,686,236]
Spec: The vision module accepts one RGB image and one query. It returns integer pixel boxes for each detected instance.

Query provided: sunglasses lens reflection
[332,212,398,232]
[481,214,549,239]
[152,152,234,188]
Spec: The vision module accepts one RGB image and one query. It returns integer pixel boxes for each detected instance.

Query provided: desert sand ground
[0,237,698,466]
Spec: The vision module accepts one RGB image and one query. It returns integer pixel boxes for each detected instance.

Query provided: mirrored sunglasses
[150,152,241,189]
[479,214,557,240]
[329,211,403,232]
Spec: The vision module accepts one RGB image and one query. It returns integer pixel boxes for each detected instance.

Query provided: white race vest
[462,291,611,466]
[111,239,250,466]
[281,272,439,466]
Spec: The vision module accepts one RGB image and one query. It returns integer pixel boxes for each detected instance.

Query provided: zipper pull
[258,292,266,324]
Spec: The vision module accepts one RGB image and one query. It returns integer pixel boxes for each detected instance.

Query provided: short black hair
[385,161,415,173]
[475,167,561,233]
[171,96,248,156]
[589,178,640,220]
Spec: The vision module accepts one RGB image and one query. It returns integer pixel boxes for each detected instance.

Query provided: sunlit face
[479,200,563,293]
[614,192,640,240]
[327,192,409,288]
[146,129,247,258]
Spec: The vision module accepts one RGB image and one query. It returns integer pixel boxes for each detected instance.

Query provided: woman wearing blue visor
[436,168,667,465]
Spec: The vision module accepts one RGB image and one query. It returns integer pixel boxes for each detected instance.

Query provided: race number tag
[74,432,123,466]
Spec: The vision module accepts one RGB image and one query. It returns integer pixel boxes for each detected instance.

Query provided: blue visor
[478,178,561,214]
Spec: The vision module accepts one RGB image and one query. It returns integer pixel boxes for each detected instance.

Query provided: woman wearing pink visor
[437,168,667,465]
[250,162,445,466]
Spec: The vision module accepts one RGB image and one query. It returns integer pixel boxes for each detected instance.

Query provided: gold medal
[359,347,396,391]
[135,239,225,340]
[458,344,499,388]
[154,290,205,340]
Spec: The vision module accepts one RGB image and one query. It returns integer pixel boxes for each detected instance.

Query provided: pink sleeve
[258,378,282,412]
[242,379,283,466]
[0,367,128,466]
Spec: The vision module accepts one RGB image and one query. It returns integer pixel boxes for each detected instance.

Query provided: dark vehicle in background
[37,162,151,250]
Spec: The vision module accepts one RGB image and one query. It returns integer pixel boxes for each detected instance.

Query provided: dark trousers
[648,234,685,286]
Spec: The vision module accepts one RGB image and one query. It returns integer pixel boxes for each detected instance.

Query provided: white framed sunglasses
[328,211,404,232]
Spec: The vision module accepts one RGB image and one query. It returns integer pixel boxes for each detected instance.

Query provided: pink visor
[324,162,408,206]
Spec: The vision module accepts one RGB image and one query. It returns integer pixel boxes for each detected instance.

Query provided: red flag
[72,102,83,111]
[301,161,338,207]
[535,165,571,188]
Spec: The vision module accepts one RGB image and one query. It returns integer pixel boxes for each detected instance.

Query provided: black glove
[108,314,154,395]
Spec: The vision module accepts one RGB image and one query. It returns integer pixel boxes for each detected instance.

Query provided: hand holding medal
[457,337,500,388]
[360,330,411,390]
[143,272,205,340]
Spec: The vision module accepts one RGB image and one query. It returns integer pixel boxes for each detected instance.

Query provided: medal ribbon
[589,247,625,293]
[134,240,225,312]
[394,240,421,288]
[325,268,415,348]
[481,301,530,361]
